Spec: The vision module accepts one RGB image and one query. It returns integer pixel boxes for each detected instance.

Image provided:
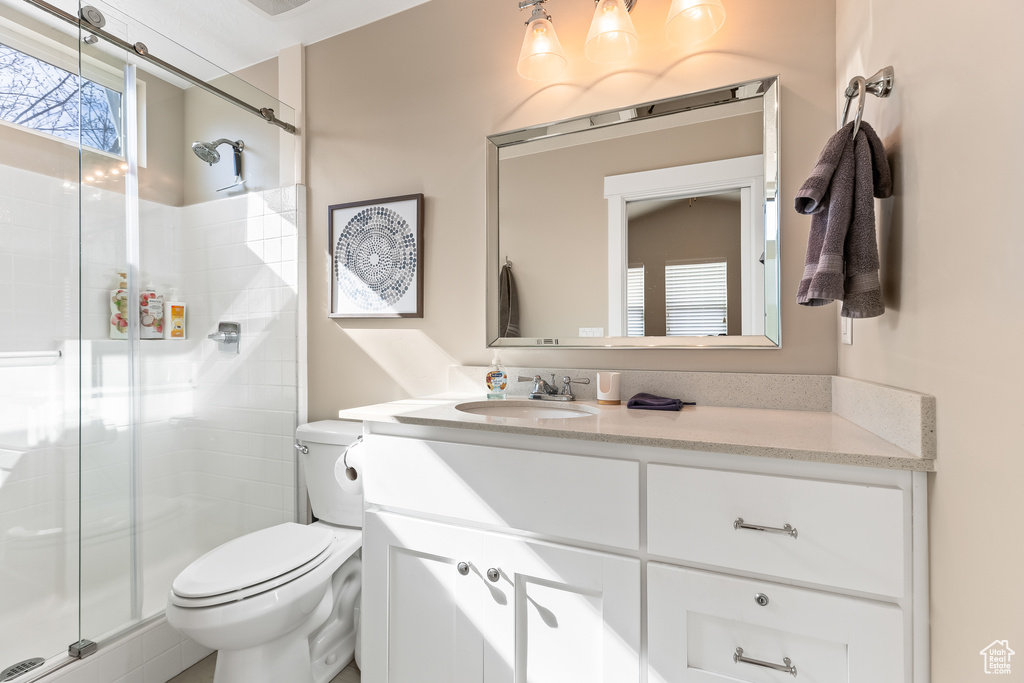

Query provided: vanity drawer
[362,435,639,549]
[648,563,905,683]
[647,465,905,597]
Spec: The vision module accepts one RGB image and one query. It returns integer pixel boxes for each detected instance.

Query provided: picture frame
[328,193,424,318]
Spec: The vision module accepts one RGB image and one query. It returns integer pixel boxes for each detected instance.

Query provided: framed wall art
[328,193,424,318]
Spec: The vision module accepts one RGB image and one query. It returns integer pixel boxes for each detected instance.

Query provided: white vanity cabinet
[646,465,914,682]
[360,435,642,683]
[358,428,928,683]
[363,511,640,683]
[648,564,904,682]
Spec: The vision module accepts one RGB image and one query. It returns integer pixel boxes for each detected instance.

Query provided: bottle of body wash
[109,271,128,339]
[164,289,187,339]
[140,283,164,340]
[485,354,508,399]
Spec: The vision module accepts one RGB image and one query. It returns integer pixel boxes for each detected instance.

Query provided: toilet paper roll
[597,372,622,405]
[334,439,364,496]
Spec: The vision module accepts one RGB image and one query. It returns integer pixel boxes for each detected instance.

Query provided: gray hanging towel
[795,120,892,318]
[499,261,520,337]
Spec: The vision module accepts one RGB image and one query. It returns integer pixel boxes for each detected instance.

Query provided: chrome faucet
[518,374,558,399]
[517,374,590,401]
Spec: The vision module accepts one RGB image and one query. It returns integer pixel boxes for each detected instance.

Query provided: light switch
[841,317,853,345]
[579,327,604,337]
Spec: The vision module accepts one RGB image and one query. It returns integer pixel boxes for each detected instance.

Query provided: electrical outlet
[579,327,604,337]
[841,316,853,345]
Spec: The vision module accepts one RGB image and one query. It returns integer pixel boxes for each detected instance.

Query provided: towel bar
[841,66,895,139]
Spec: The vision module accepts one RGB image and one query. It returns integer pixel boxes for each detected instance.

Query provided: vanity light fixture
[585,0,639,64]
[665,0,726,44]
[517,0,568,81]
[516,0,726,80]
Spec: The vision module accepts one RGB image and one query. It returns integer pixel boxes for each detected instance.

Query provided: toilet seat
[169,523,336,608]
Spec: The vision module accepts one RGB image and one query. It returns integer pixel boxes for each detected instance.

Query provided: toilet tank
[295,420,364,528]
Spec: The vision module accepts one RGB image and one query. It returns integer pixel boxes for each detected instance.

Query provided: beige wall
[305,0,838,413]
[137,68,185,206]
[629,197,741,336]
[183,58,285,205]
[836,0,1024,679]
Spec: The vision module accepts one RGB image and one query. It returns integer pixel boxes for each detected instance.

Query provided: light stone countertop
[338,394,936,472]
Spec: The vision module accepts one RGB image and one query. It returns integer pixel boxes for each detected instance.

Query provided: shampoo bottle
[140,283,164,340]
[485,354,508,399]
[164,289,187,339]
[109,271,128,339]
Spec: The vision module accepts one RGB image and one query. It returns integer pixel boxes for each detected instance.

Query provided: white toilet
[166,421,364,683]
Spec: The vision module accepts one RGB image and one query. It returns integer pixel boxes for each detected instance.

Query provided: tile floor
[167,654,360,682]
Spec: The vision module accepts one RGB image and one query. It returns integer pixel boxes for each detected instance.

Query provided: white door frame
[605,155,765,337]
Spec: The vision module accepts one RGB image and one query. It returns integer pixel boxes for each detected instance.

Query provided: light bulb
[517,15,567,81]
[666,0,726,45]
[585,0,639,64]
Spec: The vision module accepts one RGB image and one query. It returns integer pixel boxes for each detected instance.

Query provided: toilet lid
[172,523,334,599]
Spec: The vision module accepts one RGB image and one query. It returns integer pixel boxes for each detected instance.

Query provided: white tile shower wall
[177,186,301,554]
[0,163,79,354]
[0,163,82,662]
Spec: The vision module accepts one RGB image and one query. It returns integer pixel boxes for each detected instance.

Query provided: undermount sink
[455,400,598,420]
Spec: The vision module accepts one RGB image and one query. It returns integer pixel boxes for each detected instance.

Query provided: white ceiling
[88,0,429,75]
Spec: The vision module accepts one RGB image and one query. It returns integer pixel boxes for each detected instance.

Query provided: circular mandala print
[334,206,417,311]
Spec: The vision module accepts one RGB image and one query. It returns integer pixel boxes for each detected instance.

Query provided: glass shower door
[77,0,302,643]
[0,0,86,670]
[76,7,137,643]
[1,0,302,672]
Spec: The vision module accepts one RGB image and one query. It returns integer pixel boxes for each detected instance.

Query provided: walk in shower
[0,0,303,678]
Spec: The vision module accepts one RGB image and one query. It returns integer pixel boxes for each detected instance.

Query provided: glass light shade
[517,17,568,81]
[585,0,639,64]
[666,0,726,45]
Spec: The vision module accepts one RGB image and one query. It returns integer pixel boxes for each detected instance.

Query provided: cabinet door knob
[457,562,470,576]
[486,568,500,582]
[754,593,769,606]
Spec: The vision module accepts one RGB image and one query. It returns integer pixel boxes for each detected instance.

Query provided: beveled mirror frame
[486,76,781,349]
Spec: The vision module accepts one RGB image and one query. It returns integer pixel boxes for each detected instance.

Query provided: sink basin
[455,400,598,420]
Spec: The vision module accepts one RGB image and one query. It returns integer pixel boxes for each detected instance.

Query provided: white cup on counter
[596,371,622,405]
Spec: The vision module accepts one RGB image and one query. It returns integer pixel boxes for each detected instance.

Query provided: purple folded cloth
[626,393,693,411]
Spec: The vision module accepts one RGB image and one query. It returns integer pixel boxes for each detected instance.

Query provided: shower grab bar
[0,350,62,366]
[20,0,298,135]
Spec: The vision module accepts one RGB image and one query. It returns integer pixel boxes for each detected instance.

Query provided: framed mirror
[486,76,780,348]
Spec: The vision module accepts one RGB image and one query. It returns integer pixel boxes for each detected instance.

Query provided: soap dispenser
[485,354,508,399]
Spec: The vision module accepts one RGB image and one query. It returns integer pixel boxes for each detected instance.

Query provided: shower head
[192,139,245,189]
[191,138,244,167]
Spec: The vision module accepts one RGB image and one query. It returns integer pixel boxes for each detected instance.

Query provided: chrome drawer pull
[733,517,798,539]
[733,647,798,677]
